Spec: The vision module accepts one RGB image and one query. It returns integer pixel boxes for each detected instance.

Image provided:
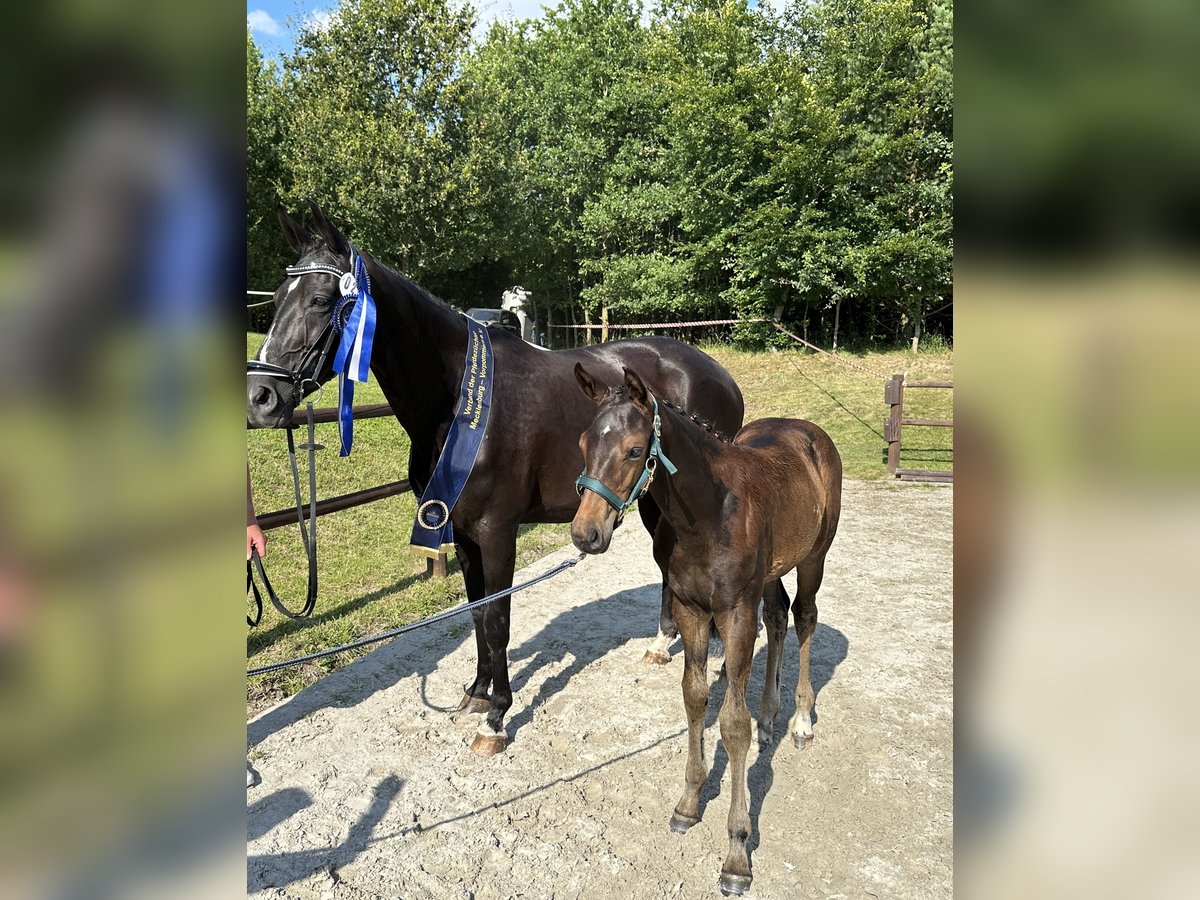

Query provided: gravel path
[248,480,952,899]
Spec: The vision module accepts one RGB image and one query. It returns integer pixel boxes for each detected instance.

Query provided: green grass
[246,334,951,711]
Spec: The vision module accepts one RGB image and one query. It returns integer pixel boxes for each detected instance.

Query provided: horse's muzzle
[570,512,614,555]
[246,375,297,429]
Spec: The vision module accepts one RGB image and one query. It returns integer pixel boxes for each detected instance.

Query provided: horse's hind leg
[758,579,789,745]
[670,596,710,833]
[788,561,824,750]
[454,534,492,715]
[639,501,677,665]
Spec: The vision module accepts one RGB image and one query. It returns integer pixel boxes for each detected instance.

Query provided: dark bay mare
[246,202,744,754]
[570,364,842,896]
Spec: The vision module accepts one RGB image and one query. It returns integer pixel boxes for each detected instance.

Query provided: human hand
[247,523,267,560]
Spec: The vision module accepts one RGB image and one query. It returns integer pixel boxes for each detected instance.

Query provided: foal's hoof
[793,731,814,751]
[456,693,491,715]
[669,812,700,834]
[469,731,507,756]
[641,649,671,666]
[719,872,752,896]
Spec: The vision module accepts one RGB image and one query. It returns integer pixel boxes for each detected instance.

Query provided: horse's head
[247,201,354,428]
[571,364,660,554]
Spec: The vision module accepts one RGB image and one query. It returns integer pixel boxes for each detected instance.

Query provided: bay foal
[570,365,842,895]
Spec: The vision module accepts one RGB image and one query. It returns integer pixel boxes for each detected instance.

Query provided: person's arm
[247,467,266,560]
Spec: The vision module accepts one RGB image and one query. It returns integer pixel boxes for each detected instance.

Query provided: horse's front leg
[669,595,710,832]
[469,527,518,756]
[715,601,760,896]
[454,534,492,715]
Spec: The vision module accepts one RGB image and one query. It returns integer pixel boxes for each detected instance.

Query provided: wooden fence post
[426,552,448,578]
[884,374,904,476]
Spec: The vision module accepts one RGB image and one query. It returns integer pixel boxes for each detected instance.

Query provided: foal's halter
[575,395,678,521]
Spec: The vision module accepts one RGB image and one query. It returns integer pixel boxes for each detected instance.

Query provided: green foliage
[245,0,952,347]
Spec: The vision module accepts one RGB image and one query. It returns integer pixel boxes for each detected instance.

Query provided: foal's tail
[809,426,844,553]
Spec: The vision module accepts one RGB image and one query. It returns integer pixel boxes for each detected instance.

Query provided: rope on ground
[247,552,587,677]
[771,322,889,381]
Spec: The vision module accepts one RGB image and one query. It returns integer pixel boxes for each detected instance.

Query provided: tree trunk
[545,303,553,350]
[910,298,924,352]
[600,304,609,344]
[832,297,842,352]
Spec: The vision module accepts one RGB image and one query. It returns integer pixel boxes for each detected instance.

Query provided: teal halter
[576,395,678,520]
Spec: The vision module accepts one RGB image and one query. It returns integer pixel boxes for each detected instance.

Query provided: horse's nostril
[253,385,273,408]
[588,527,601,548]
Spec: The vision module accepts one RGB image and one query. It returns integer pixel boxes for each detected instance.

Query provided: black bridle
[246,258,357,624]
[245,259,358,395]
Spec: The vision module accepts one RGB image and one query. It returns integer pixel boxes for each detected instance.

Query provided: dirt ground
[247,480,952,899]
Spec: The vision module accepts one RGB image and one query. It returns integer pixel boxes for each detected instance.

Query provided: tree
[246,32,289,330]
[277,0,476,277]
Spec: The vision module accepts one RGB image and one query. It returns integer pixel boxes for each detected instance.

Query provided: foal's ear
[622,367,650,408]
[277,205,313,256]
[574,363,610,405]
[306,199,350,256]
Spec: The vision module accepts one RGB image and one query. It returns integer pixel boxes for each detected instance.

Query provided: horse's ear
[306,199,350,255]
[276,205,313,255]
[575,363,609,405]
[622,367,650,408]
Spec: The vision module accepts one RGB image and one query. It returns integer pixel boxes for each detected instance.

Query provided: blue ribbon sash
[410,317,494,556]
[331,254,377,456]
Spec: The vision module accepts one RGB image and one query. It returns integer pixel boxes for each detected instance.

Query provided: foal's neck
[647,400,729,534]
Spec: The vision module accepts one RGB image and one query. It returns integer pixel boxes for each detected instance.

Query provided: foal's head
[571,364,659,554]
[247,201,353,428]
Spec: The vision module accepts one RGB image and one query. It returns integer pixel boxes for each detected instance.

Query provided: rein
[247,403,321,623]
[248,551,586,676]
[575,395,678,521]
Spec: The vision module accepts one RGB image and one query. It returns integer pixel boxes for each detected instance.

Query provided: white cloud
[247,10,283,37]
[305,8,336,33]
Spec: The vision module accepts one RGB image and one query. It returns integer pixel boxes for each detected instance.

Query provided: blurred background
[0,1,245,896]
[957,0,1200,896]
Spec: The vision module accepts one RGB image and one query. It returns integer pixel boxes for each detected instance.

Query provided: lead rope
[247,402,321,622]
[248,551,586,677]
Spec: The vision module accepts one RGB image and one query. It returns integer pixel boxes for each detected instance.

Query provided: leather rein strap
[247,403,321,624]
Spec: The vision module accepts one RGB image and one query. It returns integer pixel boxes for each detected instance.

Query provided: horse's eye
[627,447,644,460]
[311,295,333,309]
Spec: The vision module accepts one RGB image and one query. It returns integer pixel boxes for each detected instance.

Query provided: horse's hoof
[470,731,507,756]
[456,694,491,715]
[641,649,671,666]
[669,812,700,834]
[793,732,814,751]
[719,873,752,896]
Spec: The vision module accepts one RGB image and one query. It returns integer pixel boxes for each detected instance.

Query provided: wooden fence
[248,404,449,577]
[884,374,953,483]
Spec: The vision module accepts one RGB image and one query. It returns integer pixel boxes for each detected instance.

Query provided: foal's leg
[469,527,518,756]
[757,579,790,745]
[669,596,711,833]
[454,534,492,715]
[638,500,677,665]
[788,561,824,750]
[715,603,759,895]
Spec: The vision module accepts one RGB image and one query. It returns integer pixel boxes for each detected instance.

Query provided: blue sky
[247,0,555,58]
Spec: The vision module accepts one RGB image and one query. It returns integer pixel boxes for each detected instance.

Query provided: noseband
[245,254,365,395]
[575,395,678,520]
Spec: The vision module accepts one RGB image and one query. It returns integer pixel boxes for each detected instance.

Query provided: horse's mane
[611,387,734,444]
